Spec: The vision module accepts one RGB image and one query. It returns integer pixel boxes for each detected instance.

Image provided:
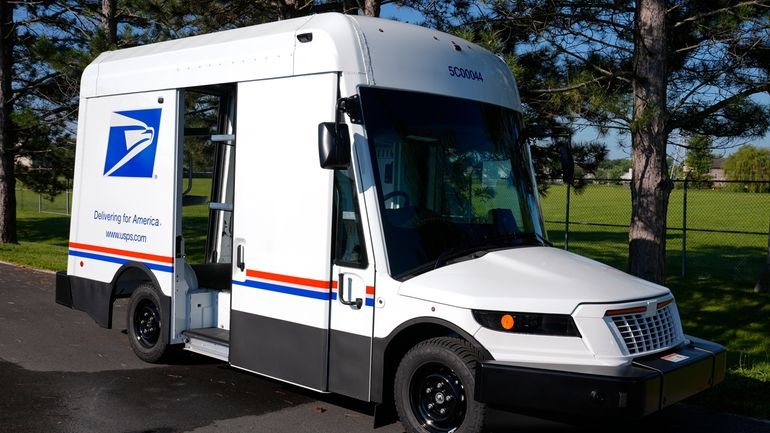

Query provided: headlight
[472,310,581,337]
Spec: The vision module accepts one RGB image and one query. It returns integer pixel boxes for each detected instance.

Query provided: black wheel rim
[133,299,161,348]
[409,362,467,433]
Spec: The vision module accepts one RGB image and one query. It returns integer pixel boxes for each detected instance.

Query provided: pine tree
[0,0,16,243]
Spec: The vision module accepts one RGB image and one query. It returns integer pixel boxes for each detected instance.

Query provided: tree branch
[670,84,770,131]
[672,0,770,28]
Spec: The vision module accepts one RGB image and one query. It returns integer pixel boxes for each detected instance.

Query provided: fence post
[564,182,570,250]
[681,177,688,277]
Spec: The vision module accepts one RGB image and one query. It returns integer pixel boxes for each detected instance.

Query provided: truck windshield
[359,87,547,280]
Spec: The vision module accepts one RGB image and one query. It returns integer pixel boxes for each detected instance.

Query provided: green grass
[181,178,214,263]
[0,209,69,270]
[3,182,770,419]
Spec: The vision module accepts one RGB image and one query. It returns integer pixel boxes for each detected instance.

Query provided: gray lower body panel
[56,272,113,328]
[230,310,329,391]
[329,329,371,401]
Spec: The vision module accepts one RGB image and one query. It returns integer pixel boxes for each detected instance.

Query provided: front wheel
[394,337,486,433]
[127,283,172,363]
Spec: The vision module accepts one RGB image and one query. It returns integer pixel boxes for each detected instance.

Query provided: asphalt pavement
[0,262,768,433]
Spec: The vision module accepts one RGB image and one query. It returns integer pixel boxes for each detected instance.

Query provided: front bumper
[475,336,725,419]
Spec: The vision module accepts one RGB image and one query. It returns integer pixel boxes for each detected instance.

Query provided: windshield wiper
[486,231,552,248]
[393,246,489,280]
[522,231,553,247]
[394,233,551,281]
[433,245,490,270]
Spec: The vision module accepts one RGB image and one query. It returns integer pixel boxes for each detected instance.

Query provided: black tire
[394,337,486,433]
[127,282,171,363]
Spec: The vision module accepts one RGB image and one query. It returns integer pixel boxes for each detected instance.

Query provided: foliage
[723,145,770,192]
[595,158,632,180]
[684,135,714,182]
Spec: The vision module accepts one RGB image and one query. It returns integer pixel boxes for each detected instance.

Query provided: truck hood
[398,247,669,314]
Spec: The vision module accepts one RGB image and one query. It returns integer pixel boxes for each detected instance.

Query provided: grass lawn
[3,182,770,419]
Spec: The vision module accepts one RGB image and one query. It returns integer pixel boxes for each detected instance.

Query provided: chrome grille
[610,304,681,355]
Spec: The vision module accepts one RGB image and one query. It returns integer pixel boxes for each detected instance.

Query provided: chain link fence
[16,186,72,215]
[14,179,770,281]
[541,179,770,281]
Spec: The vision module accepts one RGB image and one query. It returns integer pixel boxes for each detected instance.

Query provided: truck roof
[81,13,520,111]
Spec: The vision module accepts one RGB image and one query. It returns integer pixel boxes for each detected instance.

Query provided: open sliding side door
[229,74,338,390]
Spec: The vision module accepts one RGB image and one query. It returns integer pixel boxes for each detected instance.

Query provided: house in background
[709,157,726,187]
[621,168,632,181]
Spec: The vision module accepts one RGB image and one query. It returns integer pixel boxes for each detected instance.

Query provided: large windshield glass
[359,87,547,280]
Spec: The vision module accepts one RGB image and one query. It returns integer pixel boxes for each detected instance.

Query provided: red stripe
[69,242,173,264]
[247,269,334,289]
[366,286,375,295]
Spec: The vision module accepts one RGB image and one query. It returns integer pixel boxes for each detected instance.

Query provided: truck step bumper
[475,336,725,420]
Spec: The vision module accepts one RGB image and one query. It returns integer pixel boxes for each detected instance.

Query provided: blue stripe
[233,279,333,301]
[69,250,173,273]
[232,279,374,307]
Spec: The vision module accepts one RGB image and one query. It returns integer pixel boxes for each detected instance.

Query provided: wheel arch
[106,262,168,333]
[371,317,492,413]
[110,261,162,299]
[66,262,167,330]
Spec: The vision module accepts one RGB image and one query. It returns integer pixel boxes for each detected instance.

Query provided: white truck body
[57,13,724,431]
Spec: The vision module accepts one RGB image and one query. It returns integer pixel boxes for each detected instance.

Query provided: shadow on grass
[16,215,70,246]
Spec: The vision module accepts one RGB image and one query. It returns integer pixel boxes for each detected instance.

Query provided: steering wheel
[384,190,410,208]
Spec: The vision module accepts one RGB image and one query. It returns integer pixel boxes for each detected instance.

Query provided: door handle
[236,245,245,272]
[338,273,362,309]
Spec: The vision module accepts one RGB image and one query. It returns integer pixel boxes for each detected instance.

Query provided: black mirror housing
[318,122,351,169]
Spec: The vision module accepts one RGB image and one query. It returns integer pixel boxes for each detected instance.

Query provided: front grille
[610,303,681,355]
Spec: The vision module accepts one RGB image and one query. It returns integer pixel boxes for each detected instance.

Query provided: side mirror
[318,122,350,169]
[559,141,575,184]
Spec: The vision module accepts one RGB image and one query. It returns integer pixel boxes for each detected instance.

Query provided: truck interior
[178,84,236,356]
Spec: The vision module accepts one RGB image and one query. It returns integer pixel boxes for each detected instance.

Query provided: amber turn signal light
[500,314,515,330]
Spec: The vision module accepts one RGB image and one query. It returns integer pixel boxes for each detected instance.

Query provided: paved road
[0,262,768,433]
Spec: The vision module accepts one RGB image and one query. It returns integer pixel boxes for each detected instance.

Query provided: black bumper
[55,271,114,328]
[475,336,725,419]
[55,271,73,308]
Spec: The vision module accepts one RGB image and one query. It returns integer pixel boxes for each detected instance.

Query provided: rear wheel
[394,337,485,433]
[127,283,172,363]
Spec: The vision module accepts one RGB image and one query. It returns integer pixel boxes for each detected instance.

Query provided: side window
[334,168,367,268]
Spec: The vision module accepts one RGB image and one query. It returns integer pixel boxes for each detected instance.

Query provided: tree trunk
[0,0,16,244]
[102,0,118,47]
[629,0,670,284]
[362,0,380,17]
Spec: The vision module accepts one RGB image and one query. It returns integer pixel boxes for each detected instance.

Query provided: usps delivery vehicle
[56,13,725,433]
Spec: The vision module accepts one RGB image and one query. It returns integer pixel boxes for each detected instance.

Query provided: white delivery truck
[56,13,725,433]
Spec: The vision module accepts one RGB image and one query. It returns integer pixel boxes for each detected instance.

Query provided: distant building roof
[620,168,632,180]
[711,157,725,169]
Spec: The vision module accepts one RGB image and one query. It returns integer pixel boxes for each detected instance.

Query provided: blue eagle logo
[103,109,162,177]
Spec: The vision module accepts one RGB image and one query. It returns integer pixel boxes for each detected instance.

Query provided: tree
[597,158,633,179]
[413,0,770,283]
[723,144,770,192]
[0,0,16,243]
[684,135,714,181]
